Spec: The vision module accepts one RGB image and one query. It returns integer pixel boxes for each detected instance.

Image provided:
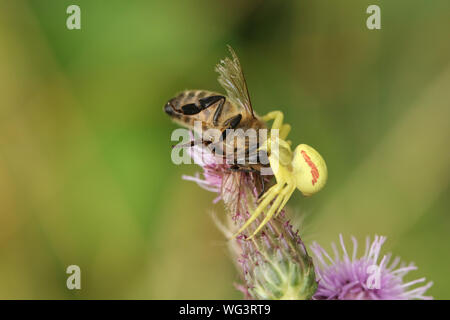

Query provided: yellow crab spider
[233,110,328,239]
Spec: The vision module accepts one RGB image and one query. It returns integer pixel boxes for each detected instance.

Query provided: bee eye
[292,144,327,196]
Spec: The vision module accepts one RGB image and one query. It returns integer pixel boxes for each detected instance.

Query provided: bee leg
[180,95,225,116]
[200,95,225,109]
[172,139,212,149]
[180,103,202,115]
[215,114,243,165]
[258,175,265,198]
[220,113,242,140]
[223,113,242,129]
[200,96,225,126]
[228,165,257,173]
[228,164,240,172]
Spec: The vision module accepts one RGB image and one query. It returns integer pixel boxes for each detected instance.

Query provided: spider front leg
[248,182,296,239]
[232,182,284,238]
[262,110,291,140]
[275,183,296,218]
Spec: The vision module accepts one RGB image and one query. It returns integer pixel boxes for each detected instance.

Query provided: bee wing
[215,46,255,119]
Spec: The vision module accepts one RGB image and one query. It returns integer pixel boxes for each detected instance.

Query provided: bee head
[292,144,327,196]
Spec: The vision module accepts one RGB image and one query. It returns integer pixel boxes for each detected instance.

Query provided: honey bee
[164,47,272,173]
[164,46,327,239]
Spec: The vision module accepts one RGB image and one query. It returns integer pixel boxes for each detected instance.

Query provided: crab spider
[233,110,327,239]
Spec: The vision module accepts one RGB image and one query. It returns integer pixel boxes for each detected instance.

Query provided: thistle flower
[310,234,433,300]
[182,141,250,216]
[182,142,227,203]
[183,141,318,300]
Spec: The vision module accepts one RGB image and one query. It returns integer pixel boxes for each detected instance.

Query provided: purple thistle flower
[310,234,433,300]
[182,142,227,203]
[182,140,259,218]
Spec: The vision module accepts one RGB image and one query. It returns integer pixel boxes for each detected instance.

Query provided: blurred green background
[0,0,449,299]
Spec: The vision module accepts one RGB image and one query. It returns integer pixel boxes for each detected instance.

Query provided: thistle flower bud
[231,215,317,300]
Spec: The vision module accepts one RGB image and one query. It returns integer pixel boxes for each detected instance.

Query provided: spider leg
[274,183,296,218]
[257,182,279,203]
[248,189,285,239]
[262,111,284,130]
[280,123,291,140]
[248,183,295,238]
[232,183,283,238]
